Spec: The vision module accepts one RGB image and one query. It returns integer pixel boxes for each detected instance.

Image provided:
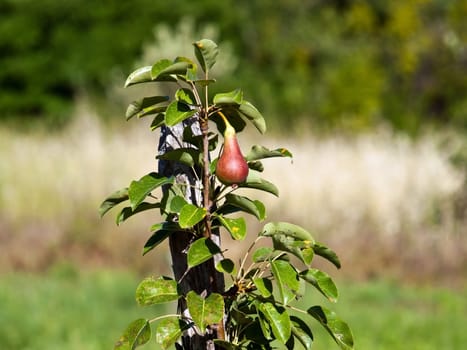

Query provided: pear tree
[100,39,354,350]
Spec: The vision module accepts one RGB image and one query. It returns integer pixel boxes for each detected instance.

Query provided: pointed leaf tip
[193,39,219,73]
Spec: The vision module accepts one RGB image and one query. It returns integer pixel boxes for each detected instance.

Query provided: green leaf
[261,222,315,243]
[308,306,354,350]
[155,317,189,350]
[238,170,279,196]
[290,316,314,350]
[116,202,161,225]
[215,258,236,274]
[150,113,166,130]
[128,173,173,210]
[211,108,247,134]
[217,215,247,240]
[157,148,202,167]
[114,318,151,350]
[247,160,264,172]
[313,242,341,269]
[143,222,181,256]
[252,247,273,262]
[126,96,169,120]
[238,100,267,134]
[187,237,221,268]
[213,89,243,105]
[99,188,129,217]
[135,277,179,306]
[300,269,338,302]
[271,234,314,266]
[187,291,224,332]
[253,277,273,298]
[175,88,197,106]
[220,194,266,221]
[165,100,196,126]
[258,302,291,344]
[179,204,207,228]
[246,145,293,162]
[152,61,193,80]
[167,195,188,214]
[150,59,177,82]
[193,39,218,73]
[125,66,152,87]
[271,260,300,305]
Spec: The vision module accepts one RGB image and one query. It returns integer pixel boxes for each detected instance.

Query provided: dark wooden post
[158,118,225,349]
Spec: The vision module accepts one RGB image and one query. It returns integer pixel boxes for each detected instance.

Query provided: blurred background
[1,0,466,349]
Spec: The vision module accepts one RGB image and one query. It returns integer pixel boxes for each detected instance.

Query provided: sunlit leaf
[258,302,291,344]
[99,188,129,217]
[150,113,166,130]
[193,39,218,73]
[238,100,267,134]
[135,277,179,306]
[261,222,315,243]
[187,291,224,332]
[219,194,266,221]
[238,170,279,196]
[271,260,300,305]
[125,66,152,87]
[300,269,338,302]
[114,318,151,350]
[217,215,247,240]
[271,234,314,265]
[165,100,196,126]
[179,204,207,228]
[128,173,173,210]
[187,237,221,268]
[126,96,169,120]
[155,317,189,350]
[176,88,197,106]
[313,242,341,269]
[308,306,354,350]
[213,89,243,105]
[214,340,242,350]
[153,61,193,80]
[252,247,273,262]
[150,59,177,82]
[253,277,273,298]
[246,145,293,161]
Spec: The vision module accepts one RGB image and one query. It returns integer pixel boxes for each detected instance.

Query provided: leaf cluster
[100,39,353,350]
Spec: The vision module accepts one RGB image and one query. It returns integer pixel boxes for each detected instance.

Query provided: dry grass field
[0,103,466,284]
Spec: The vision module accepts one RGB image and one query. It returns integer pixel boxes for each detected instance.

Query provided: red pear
[216,114,249,185]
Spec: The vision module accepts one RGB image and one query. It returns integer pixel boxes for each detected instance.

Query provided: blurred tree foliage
[1,0,466,133]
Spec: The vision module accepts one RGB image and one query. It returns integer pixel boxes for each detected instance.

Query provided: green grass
[298,280,467,350]
[1,268,465,350]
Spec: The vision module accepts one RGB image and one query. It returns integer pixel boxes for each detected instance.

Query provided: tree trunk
[158,118,225,349]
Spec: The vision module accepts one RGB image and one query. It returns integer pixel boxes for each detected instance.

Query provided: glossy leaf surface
[217,215,246,240]
[300,269,338,302]
[165,101,196,126]
[308,306,354,350]
[187,237,221,268]
[126,96,169,120]
[136,277,179,306]
[128,173,173,210]
[313,242,341,269]
[221,194,266,221]
[179,204,207,228]
[271,260,300,305]
[246,145,293,161]
[124,66,152,87]
[193,39,218,73]
[258,302,291,344]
